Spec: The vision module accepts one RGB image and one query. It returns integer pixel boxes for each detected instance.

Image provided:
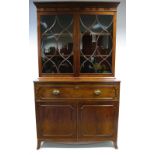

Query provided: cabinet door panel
[40,15,74,74]
[80,14,113,74]
[78,101,117,141]
[37,101,77,141]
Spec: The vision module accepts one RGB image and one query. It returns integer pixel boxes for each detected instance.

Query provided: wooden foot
[37,140,41,150]
[113,141,118,149]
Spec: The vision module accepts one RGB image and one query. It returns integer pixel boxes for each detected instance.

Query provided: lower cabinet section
[34,80,120,149]
[35,100,119,149]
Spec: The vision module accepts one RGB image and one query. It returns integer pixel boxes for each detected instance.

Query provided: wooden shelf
[43,54,110,58]
[42,33,72,37]
[80,54,110,57]
[43,54,73,57]
[42,32,111,37]
[81,32,111,36]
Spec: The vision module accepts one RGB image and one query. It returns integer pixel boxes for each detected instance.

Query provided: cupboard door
[39,14,74,74]
[37,101,77,141]
[78,101,117,141]
[79,14,114,74]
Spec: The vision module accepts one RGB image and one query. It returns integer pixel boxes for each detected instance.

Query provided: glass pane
[80,15,113,73]
[40,15,73,73]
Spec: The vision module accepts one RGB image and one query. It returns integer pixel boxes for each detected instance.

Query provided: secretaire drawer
[35,84,119,100]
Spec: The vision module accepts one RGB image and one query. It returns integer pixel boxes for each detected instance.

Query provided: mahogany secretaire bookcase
[33,1,120,149]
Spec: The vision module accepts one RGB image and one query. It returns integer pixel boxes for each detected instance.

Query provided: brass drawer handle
[52,89,60,95]
[94,89,101,95]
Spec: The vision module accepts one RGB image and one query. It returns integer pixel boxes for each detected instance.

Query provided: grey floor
[41,141,114,148]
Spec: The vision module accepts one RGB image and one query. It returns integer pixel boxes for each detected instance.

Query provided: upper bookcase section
[34,1,120,77]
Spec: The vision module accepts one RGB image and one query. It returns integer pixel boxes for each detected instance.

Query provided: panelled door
[78,101,117,141]
[37,100,117,142]
[37,101,77,141]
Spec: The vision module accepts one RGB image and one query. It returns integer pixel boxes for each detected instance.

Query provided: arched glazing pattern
[80,15,113,73]
[40,15,73,73]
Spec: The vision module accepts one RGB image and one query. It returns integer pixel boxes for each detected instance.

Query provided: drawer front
[35,84,119,100]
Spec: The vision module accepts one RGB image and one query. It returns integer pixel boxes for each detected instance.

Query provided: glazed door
[37,101,77,141]
[78,101,117,141]
[38,12,116,77]
[39,14,75,75]
[79,13,116,76]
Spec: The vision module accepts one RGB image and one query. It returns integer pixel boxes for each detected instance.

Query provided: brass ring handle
[52,89,60,95]
[94,89,101,95]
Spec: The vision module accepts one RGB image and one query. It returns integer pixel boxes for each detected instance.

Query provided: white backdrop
[0,0,155,155]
